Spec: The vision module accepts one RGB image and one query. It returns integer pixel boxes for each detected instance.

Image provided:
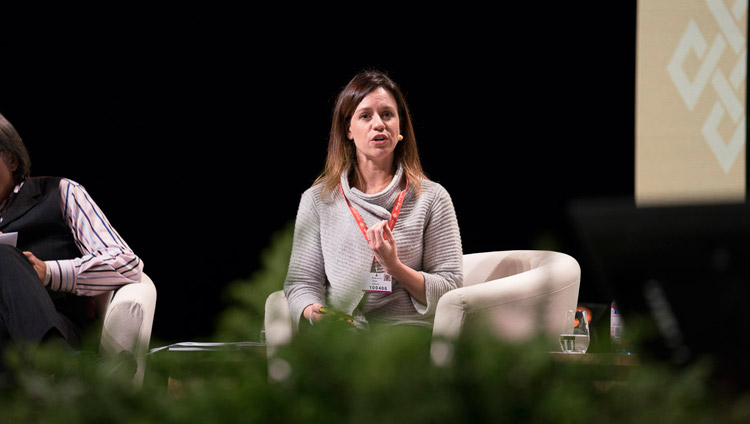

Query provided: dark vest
[0,177,80,260]
[0,177,93,327]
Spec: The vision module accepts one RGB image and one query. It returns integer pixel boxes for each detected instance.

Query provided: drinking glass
[559,309,590,353]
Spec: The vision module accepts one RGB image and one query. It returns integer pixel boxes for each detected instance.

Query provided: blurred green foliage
[2,222,750,422]
[3,321,750,423]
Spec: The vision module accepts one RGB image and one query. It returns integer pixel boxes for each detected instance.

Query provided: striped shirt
[1,178,143,295]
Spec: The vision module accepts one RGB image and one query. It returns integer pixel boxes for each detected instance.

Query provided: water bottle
[610,300,622,350]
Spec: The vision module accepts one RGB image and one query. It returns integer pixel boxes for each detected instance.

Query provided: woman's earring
[398,135,404,141]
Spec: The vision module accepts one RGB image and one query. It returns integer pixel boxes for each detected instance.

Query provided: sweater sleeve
[283,189,328,329]
[413,184,463,316]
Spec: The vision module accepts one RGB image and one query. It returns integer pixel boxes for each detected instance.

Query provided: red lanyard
[339,177,408,243]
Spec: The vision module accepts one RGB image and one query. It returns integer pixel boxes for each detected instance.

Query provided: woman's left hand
[23,251,47,283]
[367,220,399,272]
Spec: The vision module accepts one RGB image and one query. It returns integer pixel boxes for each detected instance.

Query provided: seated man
[0,112,143,362]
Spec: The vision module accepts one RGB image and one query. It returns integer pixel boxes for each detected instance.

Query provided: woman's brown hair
[314,70,426,196]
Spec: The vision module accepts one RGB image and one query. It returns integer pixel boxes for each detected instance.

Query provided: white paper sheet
[0,232,18,247]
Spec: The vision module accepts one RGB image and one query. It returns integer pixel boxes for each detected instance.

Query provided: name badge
[362,259,393,293]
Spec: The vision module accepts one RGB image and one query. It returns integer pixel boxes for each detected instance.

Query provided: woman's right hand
[303,303,325,325]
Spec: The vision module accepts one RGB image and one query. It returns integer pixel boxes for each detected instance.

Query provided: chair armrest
[99,273,157,387]
[433,252,580,341]
[264,290,293,357]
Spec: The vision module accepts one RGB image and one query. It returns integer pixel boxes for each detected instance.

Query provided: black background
[2,5,637,343]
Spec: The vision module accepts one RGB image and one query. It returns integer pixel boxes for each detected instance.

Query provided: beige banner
[636,0,747,206]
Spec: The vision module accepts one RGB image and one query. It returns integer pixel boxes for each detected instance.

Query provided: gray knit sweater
[284,165,463,329]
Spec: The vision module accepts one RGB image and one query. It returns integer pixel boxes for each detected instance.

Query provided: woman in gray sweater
[284,70,463,333]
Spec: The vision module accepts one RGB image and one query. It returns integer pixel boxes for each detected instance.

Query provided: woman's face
[347,87,400,166]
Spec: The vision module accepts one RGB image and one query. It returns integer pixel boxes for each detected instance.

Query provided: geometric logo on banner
[667,0,748,173]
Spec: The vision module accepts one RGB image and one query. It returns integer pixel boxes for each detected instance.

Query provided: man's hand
[23,251,47,283]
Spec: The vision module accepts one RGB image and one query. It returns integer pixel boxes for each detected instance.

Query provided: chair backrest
[98,273,157,387]
[463,250,563,286]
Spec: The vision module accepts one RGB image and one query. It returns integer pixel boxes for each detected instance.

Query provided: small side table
[147,341,267,397]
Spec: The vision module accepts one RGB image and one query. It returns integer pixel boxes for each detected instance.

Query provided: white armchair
[95,273,157,387]
[263,251,581,365]
[430,250,580,364]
